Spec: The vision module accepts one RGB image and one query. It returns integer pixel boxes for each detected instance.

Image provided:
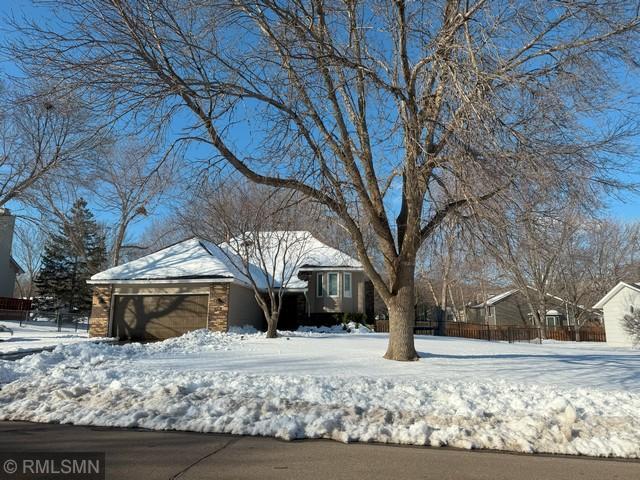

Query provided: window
[327,272,339,297]
[316,273,324,297]
[343,272,352,298]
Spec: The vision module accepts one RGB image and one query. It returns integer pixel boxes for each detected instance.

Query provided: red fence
[547,326,606,342]
[374,320,606,343]
[0,297,32,311]
[0,298,32,322]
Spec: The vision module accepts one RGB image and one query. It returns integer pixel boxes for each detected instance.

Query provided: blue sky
[1,0,639,240]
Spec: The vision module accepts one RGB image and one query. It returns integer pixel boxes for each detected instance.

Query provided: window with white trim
[316,273,324,297]
[327,272,339,297]
[343,272,352,298]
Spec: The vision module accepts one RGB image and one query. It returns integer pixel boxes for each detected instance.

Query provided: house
[593,281,640,347]
[465,287,593,327]
[87,232,373,340]
[0,208,24,298]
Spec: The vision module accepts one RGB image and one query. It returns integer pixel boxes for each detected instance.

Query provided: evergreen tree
[36,198,107,312]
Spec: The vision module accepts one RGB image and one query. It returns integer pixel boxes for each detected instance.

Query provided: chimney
[0,208,17,297]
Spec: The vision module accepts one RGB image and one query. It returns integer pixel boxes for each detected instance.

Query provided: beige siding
[307,271,366,314]
[603,287,640,347]
[113,284,211,295]
[227,284,265,329]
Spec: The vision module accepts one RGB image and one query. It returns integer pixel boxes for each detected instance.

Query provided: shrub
[623,312,640,347]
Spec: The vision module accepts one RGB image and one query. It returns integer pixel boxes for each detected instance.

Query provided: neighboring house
[466,287,595,327]
[87,232,373,340]
[0,208,24,298]
[593,281,640,347]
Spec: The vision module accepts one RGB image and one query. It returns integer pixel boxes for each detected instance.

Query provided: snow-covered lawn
[0,320,109,355]
[1,329,639,458]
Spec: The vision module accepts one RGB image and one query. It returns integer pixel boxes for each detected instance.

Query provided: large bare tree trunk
[384,267,418,361]
[538,301,548,340]
[266,312,278,339]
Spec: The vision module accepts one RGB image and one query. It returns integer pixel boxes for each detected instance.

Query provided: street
[0,421,638,479]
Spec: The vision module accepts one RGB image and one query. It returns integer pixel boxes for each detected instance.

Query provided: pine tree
[36,198,107,312]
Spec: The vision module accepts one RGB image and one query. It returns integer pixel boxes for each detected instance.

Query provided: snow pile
[230,322,372,336]
[0,321,110,355]
[0,332,639,458]
[294,322,372,335]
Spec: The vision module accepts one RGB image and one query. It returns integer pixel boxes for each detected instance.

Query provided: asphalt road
[0,421,638,480]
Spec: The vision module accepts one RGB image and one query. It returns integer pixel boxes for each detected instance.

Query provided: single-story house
[88,232,373,340]
[465,287,595,327]
[0,208,24,298]
[593,281,640,347]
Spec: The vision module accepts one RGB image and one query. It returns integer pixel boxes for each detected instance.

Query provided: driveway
[0,421,638,479]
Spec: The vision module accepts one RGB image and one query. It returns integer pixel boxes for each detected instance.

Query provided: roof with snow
[469,289,519,308]
[470,287,581,309]
[89,231,362,290]
[592,281,640,309]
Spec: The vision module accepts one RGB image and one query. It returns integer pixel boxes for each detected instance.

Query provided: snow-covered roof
[592,281,640,309]
[89,238,244,284]
[469,289,518,308]
[220,231,362,290]
[484,289,518,306]
[471,287,581,309]
[89,231,362,290]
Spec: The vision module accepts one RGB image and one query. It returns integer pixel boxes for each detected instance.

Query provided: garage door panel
[113,294,208,341]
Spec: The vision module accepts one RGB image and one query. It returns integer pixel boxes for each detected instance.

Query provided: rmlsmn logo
[0,452,105,480]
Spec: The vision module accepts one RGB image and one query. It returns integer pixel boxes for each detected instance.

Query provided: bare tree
[10,1,640,359]
[556,218,640,337]
[90,141,175,266]
[479,196,583,335]
[181,180,314,338]
[12,221,47,299]
[418,218,466,321]
[582,219,640,295]
[0,82,99,209]
[129,217,190,261]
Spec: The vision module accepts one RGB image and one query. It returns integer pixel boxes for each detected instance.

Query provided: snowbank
[0,331,639,458]
[0,321,111,355]
[228,322,372,336]
[292,322,372,335]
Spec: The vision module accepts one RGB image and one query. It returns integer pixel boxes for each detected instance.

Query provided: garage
[112,294,209,341]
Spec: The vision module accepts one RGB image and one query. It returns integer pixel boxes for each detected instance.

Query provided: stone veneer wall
[208,283,230,331]
[89,286,113,337]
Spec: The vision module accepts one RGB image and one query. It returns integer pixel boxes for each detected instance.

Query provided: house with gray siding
[466,287,593,327]
[87,232,372,340]
[0,208,23,298]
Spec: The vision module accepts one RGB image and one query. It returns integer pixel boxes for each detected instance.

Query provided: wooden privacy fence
[0,297,32,322]
[443,322,543,343]
[374,320,606,343]
[0,297,31,311]
[546,326,606,342]
[374,320,390,333]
